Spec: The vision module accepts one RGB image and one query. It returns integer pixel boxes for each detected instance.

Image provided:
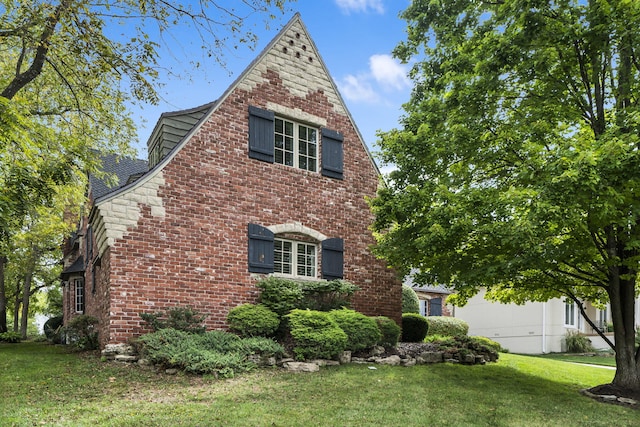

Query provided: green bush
[328,308,381,352]
[426,316,469,337]
[402,285,420,314]
[0,331,22,343]
[299,279,359,311]
[564,330,594,353]
[43,316,64,343]
[140,306,206,334]
[469,336,507,353]
[425,335,500,362]
[287,309,347,360]
[137,328,284,377]
[256,277,304,316]
[63,315,99,350]
[375,316,401,348]
[401,313,429,342]
[226,304,280,337]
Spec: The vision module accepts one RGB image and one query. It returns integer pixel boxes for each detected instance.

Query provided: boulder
[283,362,320,373]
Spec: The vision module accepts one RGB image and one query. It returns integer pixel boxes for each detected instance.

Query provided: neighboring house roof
[61,256,84,280]
[404,272,451,295]
[89,153,149,199]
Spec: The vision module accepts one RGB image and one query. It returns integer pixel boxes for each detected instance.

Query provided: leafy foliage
[140,306,206,334]
[0,331,21,343]
[401,313,429,342]
[256,277,304,317]
[299,279,359,311]
[401,285,420,313]
[63,315,99,350]
[564,330,595,354]
[375,316,401,348]
[226,304,280,337]
[256,277,360,316]
[136,328,284,377]
[328,308,381,352]
[286,309,347,361]
[426,317,469,338]
[371,0,640,389]
[44,315,64,343]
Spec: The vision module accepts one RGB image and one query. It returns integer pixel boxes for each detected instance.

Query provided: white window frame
[564,300,577,328]
[274,238,317,279]
[274,117,318,172]
[74,278,85,314]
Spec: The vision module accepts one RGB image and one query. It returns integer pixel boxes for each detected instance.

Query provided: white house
[453,289,638,354]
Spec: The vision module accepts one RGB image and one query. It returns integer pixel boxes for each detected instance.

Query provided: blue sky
[128,0,413,161]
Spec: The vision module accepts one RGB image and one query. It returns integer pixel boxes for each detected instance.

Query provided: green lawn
[1,342,636,426]
[533,352,617,367]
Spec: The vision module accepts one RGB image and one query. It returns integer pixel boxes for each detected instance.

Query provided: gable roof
[90,153,149,199]
[94,13,380,205]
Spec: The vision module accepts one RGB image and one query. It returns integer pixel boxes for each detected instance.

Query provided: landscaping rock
[417,351,444,364]
[338,351,352,364]
[401,357,416,367]
[165,369,178,375]
[376,355,401,366]
[114,355,138,363]
[283,362,320,373]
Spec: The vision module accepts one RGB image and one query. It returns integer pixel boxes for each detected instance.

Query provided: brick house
[61,14,401,348]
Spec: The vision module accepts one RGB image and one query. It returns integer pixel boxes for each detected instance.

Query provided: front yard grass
[1,341,636,426]
[532,352,617,367]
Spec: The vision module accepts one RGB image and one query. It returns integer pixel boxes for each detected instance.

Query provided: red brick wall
[99,69,401,345]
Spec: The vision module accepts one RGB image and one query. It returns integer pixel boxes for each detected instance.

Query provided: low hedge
[136,328,284,377]
[375,316,401,348]
[287,309,347,360]
[329,308,381,352]
[426,316,469,337]
[227,304,280,337]
[401,313,429,342]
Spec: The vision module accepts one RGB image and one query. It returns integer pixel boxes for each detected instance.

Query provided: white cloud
[338,74,379,103]
[334,0,384,14]
[369,54,410,91]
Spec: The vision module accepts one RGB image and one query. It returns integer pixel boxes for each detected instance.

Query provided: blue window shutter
[321,128,344,179]
[322,238,344,280]
[430,298,443,316]
[248,223,274,273]
[248,106,275,162]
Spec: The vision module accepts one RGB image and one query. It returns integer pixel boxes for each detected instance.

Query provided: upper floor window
[274,238,317,278]
[275,118,318,172]
[248,106,343,179]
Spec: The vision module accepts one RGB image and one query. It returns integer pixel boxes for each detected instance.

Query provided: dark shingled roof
[61,256,85,280]
[89,153,149,199]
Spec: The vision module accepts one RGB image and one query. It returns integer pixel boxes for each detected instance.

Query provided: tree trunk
[608,271,640,390]
[0,255,7,333]
[20,268,33,339]
[13,280,20,332]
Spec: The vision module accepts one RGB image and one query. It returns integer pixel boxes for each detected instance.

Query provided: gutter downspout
[542,302,547,354]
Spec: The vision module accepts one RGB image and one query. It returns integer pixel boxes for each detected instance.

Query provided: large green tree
[372,0,640,393]
[0,0,291,332]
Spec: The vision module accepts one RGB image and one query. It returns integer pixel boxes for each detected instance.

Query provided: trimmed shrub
[402,285,420,314]
[43,316,64,343]
[469,336,507,353]
[328,308,381,352]
[256,277,304,316]
[401,313,429,342]
[287,309,347,360]
[64,315,99,350]
[426,316,469,337]
[227,304,280,337]
[136,328,284,377]
[375,316,401,348]
[0,331,21,343]
[299,279,359,311]
[425,335,500,362]
[140,306,206,334]
[564,330,594,353]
